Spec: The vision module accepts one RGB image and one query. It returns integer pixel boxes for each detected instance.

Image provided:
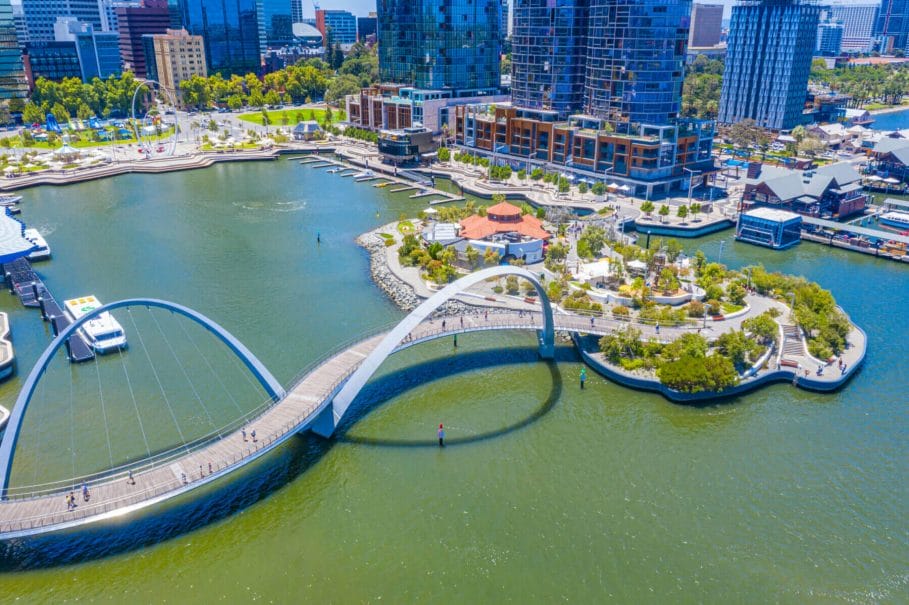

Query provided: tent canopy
[0,211,37,263]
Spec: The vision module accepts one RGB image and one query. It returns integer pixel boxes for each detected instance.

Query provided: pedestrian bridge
[0,266,651,540]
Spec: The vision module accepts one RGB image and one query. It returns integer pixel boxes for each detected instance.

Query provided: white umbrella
[607,182,620,189]
[866,175,882,182]
[3,166,15,174]
[884,177,901,184]
[619,184,632,192]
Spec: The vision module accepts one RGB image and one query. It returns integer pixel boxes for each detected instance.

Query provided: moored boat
[63,295,127,353]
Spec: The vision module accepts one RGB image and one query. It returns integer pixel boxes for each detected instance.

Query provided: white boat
[879,211,909,229]
[23,228,50,261]
[63,295,127,353]
[0,194,22,206]
[353,170,375,179]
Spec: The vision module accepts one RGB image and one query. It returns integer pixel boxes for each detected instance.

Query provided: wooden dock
[389,186,418,193]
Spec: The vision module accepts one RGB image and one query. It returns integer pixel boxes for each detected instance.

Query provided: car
[156,145,164,153]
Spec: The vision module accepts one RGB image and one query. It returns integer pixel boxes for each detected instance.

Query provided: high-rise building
[876,0,909,52]
[377,0,501,94]
[290,0,303,24]
[12,3,28,48]
[259,0,293,46]
[585,0,691,129]
[23,41,83,84]
[315,9,357,45]
[54,17,121,80]
[178,0,261,76]
[510,0,588,117]
[830,3,878,54]
[720,0,820,131]
[21,0,103,42]
[500,0,509,40]
[0,0,27,99]
[689,3,724,47]
[145,28,206,100]
[817,17,844,55]
[357,15,377,42]
[117,0,169,78]
[99,0,143,33]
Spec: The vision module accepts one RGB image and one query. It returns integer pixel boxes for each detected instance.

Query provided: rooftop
[744,208,803,223]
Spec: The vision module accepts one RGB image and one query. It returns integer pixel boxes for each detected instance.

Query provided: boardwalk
[0,306,865,539]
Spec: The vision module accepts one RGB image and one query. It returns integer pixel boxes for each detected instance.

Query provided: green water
[0,160,906,603]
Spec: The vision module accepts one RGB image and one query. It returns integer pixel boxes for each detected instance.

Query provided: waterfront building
[23,41,82,84]
[803,92,848,124]
[455,201,551,264]
[178,0,261,77]
[315,9,356,46]
[0,0,27,100]
[20,0,103,42]
[357,15,377,42]
[377,126,437,164]
[146,29,205,100]
[741,161,867,218]
[292,120,322,141]
[719,0,820,131]
[876,0,909,52]
[510,0,588,118]
[869,137,909,182]
[116,0,169,78]
[689,3,724,48]
[346,84,510,134]
[736,207,803,249]
[829,3,879,54]
[376,0,501,94]
[54,18,122,80]
[817,18,844,56]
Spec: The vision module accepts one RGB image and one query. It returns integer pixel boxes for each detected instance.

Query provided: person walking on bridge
[438,423,445,447]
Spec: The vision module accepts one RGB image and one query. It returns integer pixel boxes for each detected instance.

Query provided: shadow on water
[0,345,570,570]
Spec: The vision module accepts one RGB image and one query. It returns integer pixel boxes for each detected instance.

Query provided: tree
[260,108,271,127]
[726,118,764,151]
[690,203,701,221]
[325,74,361,103]
[657,354,738,393]
[726,282,747,305]
[505,275,520,295]
[51,103,71,124]
[640,200,655,215]
[742,312,778,345]
[465,244,479,268]
[658,204,670,223]
[558,176,570,193]
[22,102,44,125]
[677,205,689,221]
[437,147,450,162]
[483,247,500,266]
[715,330,755,367]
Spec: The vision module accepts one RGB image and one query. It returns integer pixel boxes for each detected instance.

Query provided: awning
[0,210,37,263]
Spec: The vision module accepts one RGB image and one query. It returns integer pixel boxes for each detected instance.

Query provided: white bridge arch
[311,265,554,437]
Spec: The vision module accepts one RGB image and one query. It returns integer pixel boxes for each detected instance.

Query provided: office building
[12,3,27,48]
[830,3,878,53]
[0,0,27,99]
[23,41,82,84]
[357,15,376,42]
[876,0,909,52]
[54,18,121,80]
[689,3,724,47]
[21,0,104,42]
[817,18,844,55]
[500,0,510,40]
[145,29,205,100]
[719,0,820,131]
[117,0,169,78]
[377,0,501,94]
[176,0,261,76]
[510,0,588,118]
[260,0,293,46]
[291,0,304,23]
[99,0,143,33]
[315,9,356,45]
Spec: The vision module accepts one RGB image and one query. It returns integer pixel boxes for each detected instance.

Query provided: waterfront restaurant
[456,201,551,263]
[735,208,803,250]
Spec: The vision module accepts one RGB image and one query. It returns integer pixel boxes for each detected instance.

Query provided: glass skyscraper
[876,0,909,52]
[719,0,820,131]
[21,0,103,42]
[177,0,261,76]
[260,0,293,46]
[584,0,690,129]
[510,0,588,117]
[377,0,501,94]
[0,0,26,100]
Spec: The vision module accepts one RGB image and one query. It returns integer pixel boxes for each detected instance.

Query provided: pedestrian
[460,316,464,328]
[590,316,595,328]
[251,429,257,443]
[69,491,76,510]
[484,310,488,321]
[128,469,135,485]
[438,423,445,447]
[200,464,204,477]
[181,472,187,484]
[82,482,89,502]
[442,319,446,329]
[580,367,587,390]
[241,428,247,442]
[317,232,321,244]
[208,462,212,474]
[655,322,660,335]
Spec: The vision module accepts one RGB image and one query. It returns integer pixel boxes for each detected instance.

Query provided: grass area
[396,220,415,234]
[721,302,745,315]
[200,141,261,151]
[0,126,176,150]
[237,107,346,127]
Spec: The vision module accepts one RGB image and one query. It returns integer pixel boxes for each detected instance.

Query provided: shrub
[612,305,631,319]
[687,300,705,318]
[706,299,722,316]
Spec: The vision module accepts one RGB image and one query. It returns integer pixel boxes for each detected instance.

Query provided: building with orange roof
[444,201,551,264]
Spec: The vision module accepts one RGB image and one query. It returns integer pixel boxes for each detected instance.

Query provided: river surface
[0,159,906,603]
[868,107,909,131]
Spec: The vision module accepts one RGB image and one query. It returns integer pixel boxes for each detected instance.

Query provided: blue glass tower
[260,0,293,46]
[510,0,588,118]
[719,0,820,131]
[0,0,26,100]
[876,0,909,52]
[584,0,691,130]
[177,0,261,76]
[377,0,501,95]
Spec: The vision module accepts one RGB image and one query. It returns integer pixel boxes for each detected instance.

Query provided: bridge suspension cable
[93,350,116,469]
[176,317,244,416]
[117,345,152,459]
[126,308,187,445]
[149,308,214,427]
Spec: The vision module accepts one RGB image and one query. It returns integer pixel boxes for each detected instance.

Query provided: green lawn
[1,126,175,150]
[237,107,346,126]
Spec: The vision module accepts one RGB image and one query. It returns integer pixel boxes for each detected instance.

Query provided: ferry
[879,211,909,229]
[63,295,127,353]
[23,229,50,261]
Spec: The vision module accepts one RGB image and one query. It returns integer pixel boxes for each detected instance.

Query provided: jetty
[1,258,94,362]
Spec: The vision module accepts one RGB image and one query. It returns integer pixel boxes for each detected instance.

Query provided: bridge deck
[0,305,858,538]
